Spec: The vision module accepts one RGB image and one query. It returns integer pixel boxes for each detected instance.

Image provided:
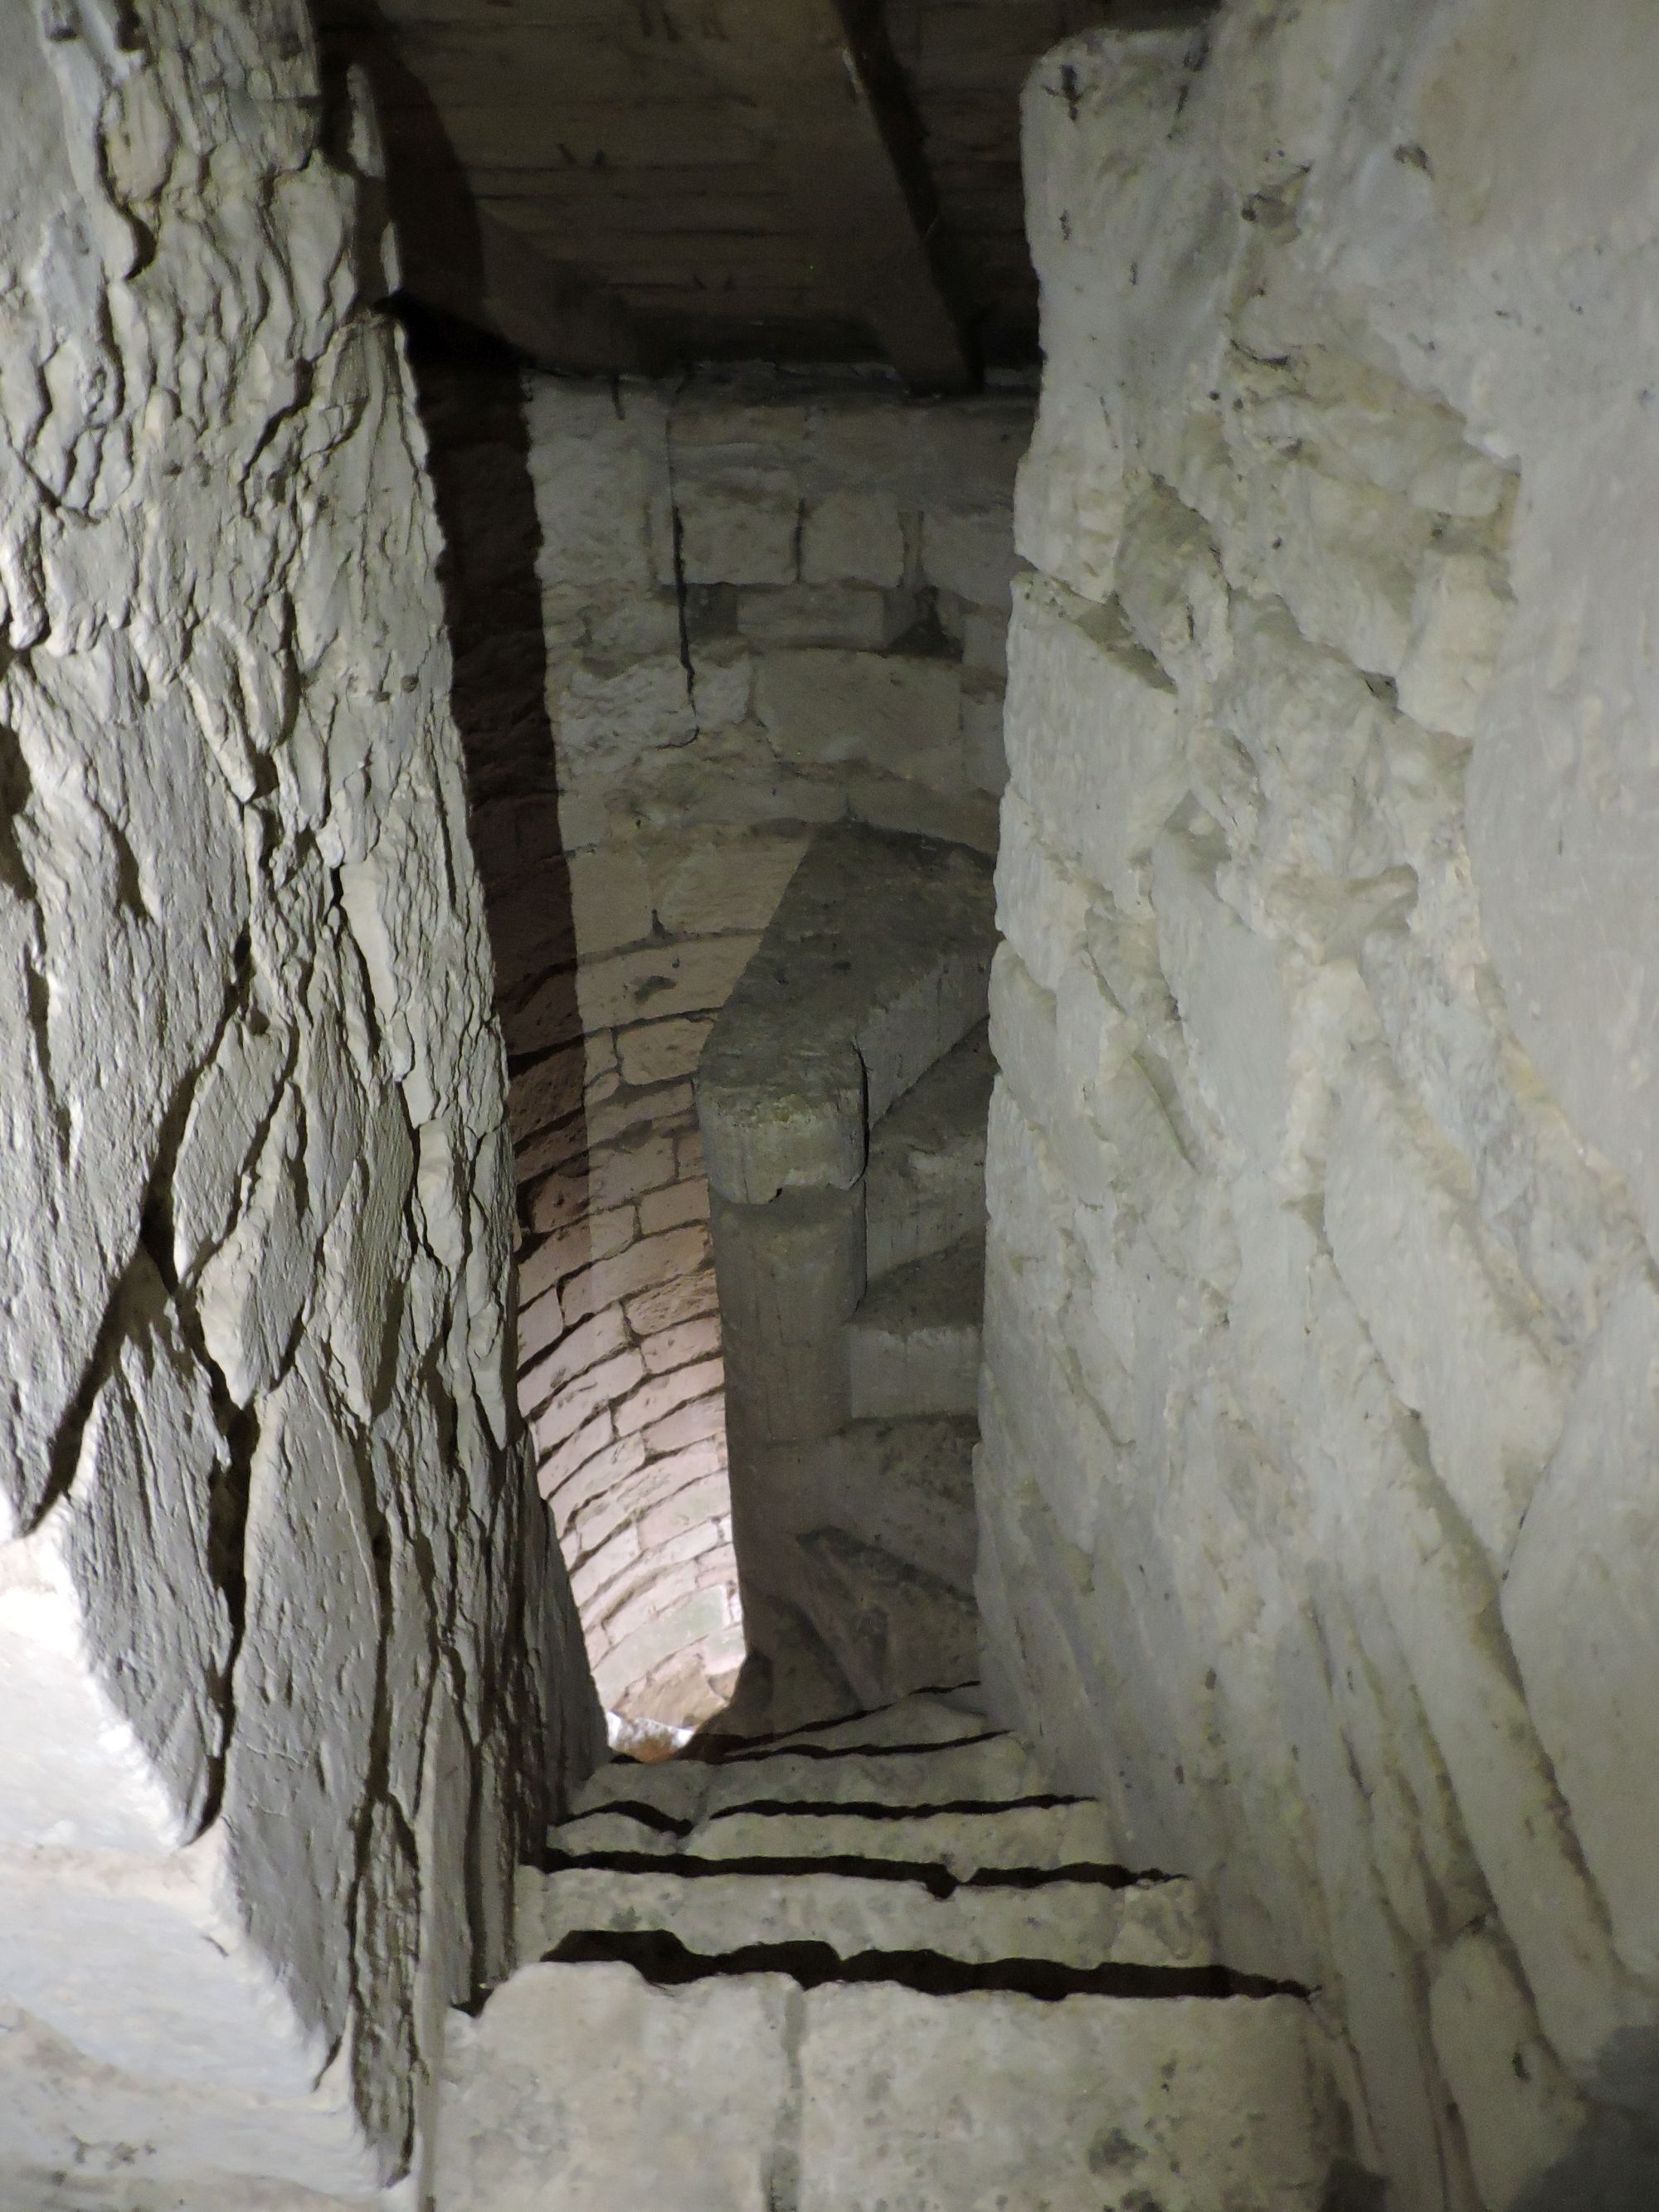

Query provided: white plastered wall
[0,3,572,2201]
[985,7,1659,2208]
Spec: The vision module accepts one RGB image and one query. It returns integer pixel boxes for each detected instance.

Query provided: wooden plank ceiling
[319,0,1203,388]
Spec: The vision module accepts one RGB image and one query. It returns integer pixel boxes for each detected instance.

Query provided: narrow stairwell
[434,1690,1346,2210]
[698,825,998,1735]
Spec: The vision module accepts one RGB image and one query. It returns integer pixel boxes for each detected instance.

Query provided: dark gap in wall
[538,1844,1176,1898]
[713,1728,1003,1767]
[318,0,609,1836]
[395,299,606,1819]
[542,1925,1311,2003]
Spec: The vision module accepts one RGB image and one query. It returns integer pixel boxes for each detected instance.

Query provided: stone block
[755,649,961,783]
[1053,948,1137,1140]
[1193,417,1436,681]
[980,1257,1112,1558]
[736,582,899,648]
[561,1224,710,1330]
[1326,1047,1567,1566]
[1151,828,1370,1193]
[617,1015,713,1088]
[638,1177,711,1236]
[640,1315,722,1376]
[517,1282,565,1370]
[961,608,1008,679]
[1003,572,1187,914]
[556,655,697,771]
[791,1524,979,1713]
[508,1043,590,1148]
[577,935,762,1035]
[643,1393,727,1458]
[713,1185,864,1441]
[698,824,995,1204]
[864,1023,992,1280]
[1395,547,1513,741]
[846,1239,983,1422]
[615,1356,725,1439]
[521,1199,635,1278]
[995,789,1092,995]
[986,943,1059,1145]
[518,1306,629,1412]
[961,689,1008,796]
[544,1429,649,1519]
[528,380,665,600]
[435,1962,792,2210]
[920,502,1019,608]
[640,1465,732,1548]
[1114,474,1229,690]
[1306,1280,1644,2078]
[568,846,652,957]
[751,1417,976,1596]
[595,1584,733,1707]
[798,1983,1335,2211]
[0,1306,228,1860]
[800,489,907,586]
[529,1351,645,1456]
[650,833,810,937]
[625,1267,720,1337]
[677,479,800,586]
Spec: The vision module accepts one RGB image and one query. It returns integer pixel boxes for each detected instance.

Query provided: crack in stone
[538,1845,1180,1899]
[541,1926,1311,2004]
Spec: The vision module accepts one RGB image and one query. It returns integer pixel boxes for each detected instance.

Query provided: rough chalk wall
[523,371,1028,1732]
[983,7,1659,2210]
[0,3,567,2198]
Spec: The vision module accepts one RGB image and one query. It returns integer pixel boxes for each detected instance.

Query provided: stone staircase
[698,826,998,1735]
[434,1689,1345,2210]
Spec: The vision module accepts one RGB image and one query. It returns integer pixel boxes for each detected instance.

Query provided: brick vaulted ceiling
[319,0,1199,391]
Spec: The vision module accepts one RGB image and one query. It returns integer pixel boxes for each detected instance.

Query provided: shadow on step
[538,1845,1180,1898]
[542,1925,1310,2003]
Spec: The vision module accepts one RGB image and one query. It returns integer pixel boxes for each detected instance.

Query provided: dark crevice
[538,1845,1177,1898]
[32,1247,158,1533]
[666,494,698,737]
[541,1927,1309,2004]
[712,1728,1005,1767]
[566,1796,697,1836]
[573,1789,1096,1835]
[0,712,38,901]
[130,930,268,1830]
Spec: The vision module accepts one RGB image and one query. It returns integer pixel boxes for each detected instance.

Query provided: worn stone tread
[717,1686,990,1757]
[864,1020,994,1279]
[523,1855,1209,1971]
[571,1731,1046,1823]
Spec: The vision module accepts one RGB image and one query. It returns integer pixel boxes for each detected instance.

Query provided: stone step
[569,1728,1045,1826]
[519,1856,1210,1972]
[864,1020,994,1279]
[550,1792,1133,1881]
[846,1236,984,1420]
[555,1784,1135,1884]
[684,1795,1131,1879]
[435,1953,1341,2212]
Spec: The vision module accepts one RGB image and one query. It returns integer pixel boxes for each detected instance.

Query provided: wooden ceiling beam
[320,12,649,373]
[691,0,977,394]
[394,201,648,374]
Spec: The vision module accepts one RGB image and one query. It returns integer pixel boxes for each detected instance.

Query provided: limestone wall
[984,7,1659,2207]
[523,372,1028,1733]
[0,3,577,2197]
